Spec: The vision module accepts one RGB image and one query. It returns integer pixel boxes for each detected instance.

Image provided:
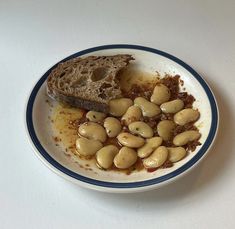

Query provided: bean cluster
[75,83,201,171]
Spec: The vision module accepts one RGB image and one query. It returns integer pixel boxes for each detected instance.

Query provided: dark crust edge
[47,87,109,113]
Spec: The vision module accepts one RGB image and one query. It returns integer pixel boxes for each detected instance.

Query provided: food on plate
[114,147,138,169]
[78,122,107,143]
[103,117,122,138]
[150,84,171,105]
[157,120,176,141]
[47,54,134,113]
[134,97,161,117]
[48,55,201,174]
[117,132,145,148]
[137,137,163,158]
[75,137,103,157]
[128,121,154,138]
[173,130,201,146]
[174,108,200,126]
[96,145,119,169]
[143,146,169,169]
[86,111,106,122]
[109,98,133,116]
[121,105,142,125]
[167,147,187,163]
[160,99,184,113]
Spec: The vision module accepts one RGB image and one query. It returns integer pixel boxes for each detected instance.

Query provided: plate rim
[25,44,219,191]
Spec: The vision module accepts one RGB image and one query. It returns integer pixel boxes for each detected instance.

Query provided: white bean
[104,117,122,138]
[150,84,171,105]
[160,99,184,113]
[86,111,106,122]
[114,147,137,169]
[173,130,201,146]
[109,98,133,117]
[143,146,168,169]
[117,132,145,148]
[96,145,119,169]
[157,120,176,141]
[76,137,103,157]
[128,121,153,138]
[134,97,161,117]
[168,147,187,162]
[137,137,163,158]
[121,106,142,125]
[79,122,107,142]
[174,108,200,126]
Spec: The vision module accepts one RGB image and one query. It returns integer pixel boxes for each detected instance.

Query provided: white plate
[25,44,218,193]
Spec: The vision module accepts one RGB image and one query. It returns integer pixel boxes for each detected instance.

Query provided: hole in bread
[71,76,87,87]
[58,72,65,78]
[91,67,108,82]
[98,92,107,99]
[66,68,73,74]
[81,69,88,74]
[100,82,112,89]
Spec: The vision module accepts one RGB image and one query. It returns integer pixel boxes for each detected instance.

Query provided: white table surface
[1,0,235,228]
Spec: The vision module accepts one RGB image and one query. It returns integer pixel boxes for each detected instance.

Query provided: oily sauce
[50,69,200,174]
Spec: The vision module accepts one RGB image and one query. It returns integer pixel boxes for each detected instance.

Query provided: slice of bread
[47,54,134,113]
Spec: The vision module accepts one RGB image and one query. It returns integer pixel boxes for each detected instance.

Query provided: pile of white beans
[75,83,201,171]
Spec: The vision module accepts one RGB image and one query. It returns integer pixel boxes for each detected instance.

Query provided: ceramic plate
[25,44,218,193]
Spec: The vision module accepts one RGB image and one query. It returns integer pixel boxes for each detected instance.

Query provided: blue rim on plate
[26,44,218,189]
